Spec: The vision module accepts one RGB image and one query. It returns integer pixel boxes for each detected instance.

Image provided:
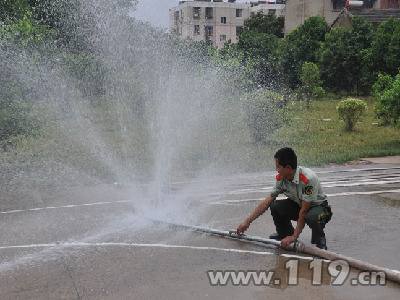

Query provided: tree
[361,18,400,88]
[317,16,373,93]
[317,28,348,92]
[299,62,324,109]
[337,98,367,131]
[236,30,279,87]
[373,72,400,125]
[278,16,329,89]
[244,11,284,38]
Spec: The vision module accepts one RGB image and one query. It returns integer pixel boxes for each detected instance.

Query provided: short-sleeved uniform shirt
[270,166,327,207]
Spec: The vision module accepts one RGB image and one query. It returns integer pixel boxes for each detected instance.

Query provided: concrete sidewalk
[361,155,400,164]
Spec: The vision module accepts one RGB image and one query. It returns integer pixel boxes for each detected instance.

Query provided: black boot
[315,231,327,250]
[269,233,285,241]
[311,229,318,244]
[269,227,294,241]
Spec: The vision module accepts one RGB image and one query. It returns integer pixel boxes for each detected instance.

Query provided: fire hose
[153,220,400,284]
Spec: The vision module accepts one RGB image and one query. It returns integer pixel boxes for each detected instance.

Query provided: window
[205,7,213,19]
[236,9,243,18]
[193,7,200,18]
[332,0,346,10]
[391,0,400,8]
[174,11,179,25]
[221,17,227,24]
[220,35,226,41]
[194,25,200,35]
[205,26,213,37]
[236,26,243,36]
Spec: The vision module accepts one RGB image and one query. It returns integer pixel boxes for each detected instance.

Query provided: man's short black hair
[274,147,297,169]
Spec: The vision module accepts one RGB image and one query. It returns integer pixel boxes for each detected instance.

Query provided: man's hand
[280,235,297,249]
[236,221,250,235]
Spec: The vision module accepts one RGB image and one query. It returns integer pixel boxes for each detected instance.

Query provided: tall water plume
[0,0,254,220]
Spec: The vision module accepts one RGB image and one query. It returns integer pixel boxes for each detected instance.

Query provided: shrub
[337,98,367,131]
[373,72,400,125]
[242,89,288,144]
[0,79,42,146]
[0,99,42,144]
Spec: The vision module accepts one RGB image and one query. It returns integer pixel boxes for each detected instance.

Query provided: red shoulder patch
[276,174,282,181]
[299,173,308,184]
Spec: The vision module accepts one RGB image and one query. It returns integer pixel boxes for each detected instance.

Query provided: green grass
[267,97,400,167]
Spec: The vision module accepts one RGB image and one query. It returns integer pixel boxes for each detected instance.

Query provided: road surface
[1,158,400,299]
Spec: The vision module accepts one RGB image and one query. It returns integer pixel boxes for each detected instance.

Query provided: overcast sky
[131,0,249,29]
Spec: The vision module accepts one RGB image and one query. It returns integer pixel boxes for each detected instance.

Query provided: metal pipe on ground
[154,220,400,284]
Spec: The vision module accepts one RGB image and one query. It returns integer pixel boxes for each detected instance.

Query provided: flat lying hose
[154,220,400,284]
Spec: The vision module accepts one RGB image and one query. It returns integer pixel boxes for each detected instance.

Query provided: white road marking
[218,178,400,196]
[327,189,400,196]
[1,186,399,212]
[0,200,132,214]
[323,180,400,188]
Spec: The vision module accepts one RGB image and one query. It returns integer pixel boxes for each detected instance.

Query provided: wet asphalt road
[0,161,400,299]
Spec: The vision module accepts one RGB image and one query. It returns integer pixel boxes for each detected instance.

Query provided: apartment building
[170,0,285,48]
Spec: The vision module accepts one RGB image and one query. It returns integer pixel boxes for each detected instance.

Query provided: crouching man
[237,147,332,250]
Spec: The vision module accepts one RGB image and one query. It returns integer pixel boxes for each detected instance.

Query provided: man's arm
[280,200,311,249]
[237,194,277,234]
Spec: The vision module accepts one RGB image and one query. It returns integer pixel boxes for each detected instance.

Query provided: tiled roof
[331,8,400,27]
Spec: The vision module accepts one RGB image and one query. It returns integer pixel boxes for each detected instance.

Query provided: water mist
[0,0,251,226]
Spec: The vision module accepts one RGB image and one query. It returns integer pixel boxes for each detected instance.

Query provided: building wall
[284,0,324,34]
[250,3,286,17]
[170,1,285,48]
[380,0,399,8]
[284,0,382,35]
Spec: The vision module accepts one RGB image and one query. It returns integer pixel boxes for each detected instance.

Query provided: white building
[170,0,285,48]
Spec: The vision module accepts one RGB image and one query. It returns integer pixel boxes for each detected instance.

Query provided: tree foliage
[219,14,400,98]
[317,16,373,94]
[278,16,329,89]
[244,11,284,38]
[373,72,400,125]
[236,30,279,87]
[0,0,30,22]
[361,18,400,88]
